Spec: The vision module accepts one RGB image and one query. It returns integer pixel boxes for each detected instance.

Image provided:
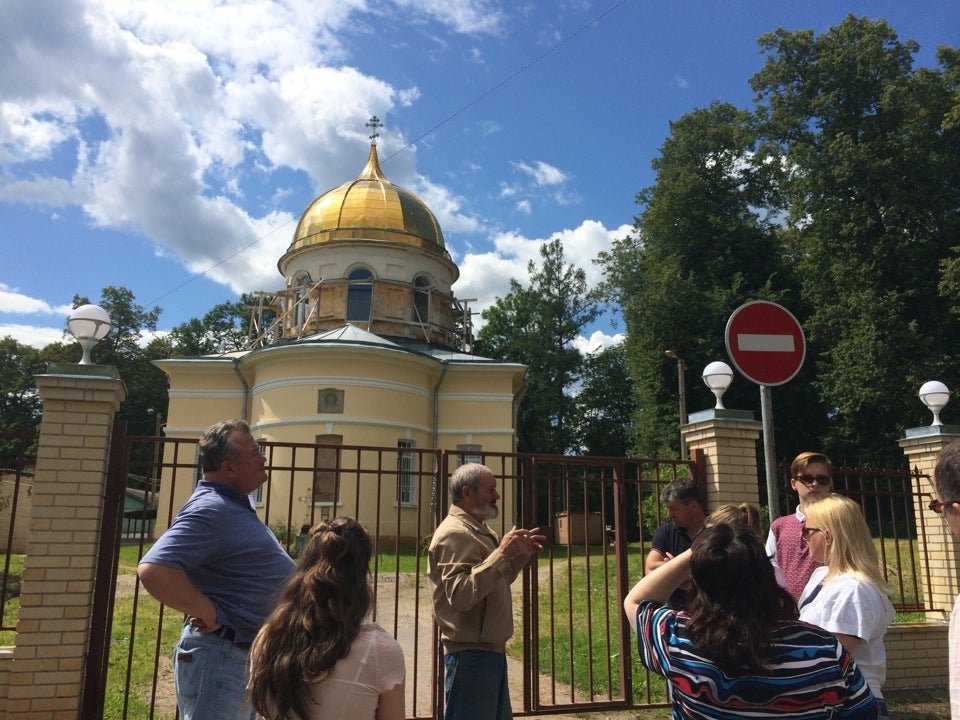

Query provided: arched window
[346,267,373,322]
[294,273,311,328]
[413,274,433,323]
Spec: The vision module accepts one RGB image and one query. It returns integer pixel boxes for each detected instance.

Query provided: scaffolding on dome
[244,278,474,352]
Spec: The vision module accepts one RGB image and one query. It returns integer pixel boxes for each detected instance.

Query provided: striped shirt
[634,600,878,719]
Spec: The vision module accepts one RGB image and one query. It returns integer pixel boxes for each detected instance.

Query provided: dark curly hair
[248,517,373,720]
[686,523,798,675]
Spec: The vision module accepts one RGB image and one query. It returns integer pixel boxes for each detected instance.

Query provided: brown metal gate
[95,435,701,719]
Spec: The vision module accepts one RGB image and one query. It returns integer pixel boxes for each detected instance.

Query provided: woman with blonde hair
[248,517,405,720]
[800,494,894,719]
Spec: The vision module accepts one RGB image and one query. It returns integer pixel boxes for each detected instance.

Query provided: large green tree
[167,295,256,356]
[475,239,599,453]
[600,102,813,457]
[751,16,960,461]
[570,343,634,457]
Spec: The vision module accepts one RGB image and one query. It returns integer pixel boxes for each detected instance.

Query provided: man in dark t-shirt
[644,478,705,610]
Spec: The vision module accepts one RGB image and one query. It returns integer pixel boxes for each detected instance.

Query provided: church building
[153,119,526,542]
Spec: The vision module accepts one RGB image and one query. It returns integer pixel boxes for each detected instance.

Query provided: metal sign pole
[760,384,780,522]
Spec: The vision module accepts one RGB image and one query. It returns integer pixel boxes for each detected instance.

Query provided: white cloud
[675,74,689,89]
[0,285,74,315]
[513,160,566,186]
[0,324,68,349]
[391,0,507,35]
[0,0,495,300]
[453,220,632,322]
[574,330,625,355]
[515,199,531,214]
[411,176,481,235]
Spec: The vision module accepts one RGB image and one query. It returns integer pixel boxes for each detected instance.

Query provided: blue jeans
[174,625,254,720]
[443,650,512,720]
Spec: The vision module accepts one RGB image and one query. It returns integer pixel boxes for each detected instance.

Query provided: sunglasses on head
[795,473,831,486]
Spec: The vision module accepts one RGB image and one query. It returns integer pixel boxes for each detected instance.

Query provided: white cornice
[252,416,433,433]
[166,389,245,399]
[438,393,514,402]
[252,376,432,398]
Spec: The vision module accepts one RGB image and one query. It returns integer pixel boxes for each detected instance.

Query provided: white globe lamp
[702,361,734,410]
[67,304,112,365]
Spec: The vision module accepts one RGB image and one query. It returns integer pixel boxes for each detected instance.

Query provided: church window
[398,440,417,505]
[346,267,373,321]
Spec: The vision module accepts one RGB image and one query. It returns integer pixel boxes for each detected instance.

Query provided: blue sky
[2,0,958,351]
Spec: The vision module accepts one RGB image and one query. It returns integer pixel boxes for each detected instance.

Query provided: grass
[104,594,181,720]
[516,538,931,704]
[515,542,669,704]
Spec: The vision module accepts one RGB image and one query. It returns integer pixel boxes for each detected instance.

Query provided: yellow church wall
[152,346,524,544]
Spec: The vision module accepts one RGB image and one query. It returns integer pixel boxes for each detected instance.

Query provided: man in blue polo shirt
[138,419,295,720]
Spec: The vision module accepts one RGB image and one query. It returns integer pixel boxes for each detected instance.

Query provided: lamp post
[665,350,687,458]
[919,380,951,426]
[702,361,734,409]
[67,304,112,365]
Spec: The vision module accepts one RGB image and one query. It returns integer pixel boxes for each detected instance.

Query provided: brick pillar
[3,368,124,720]
[682,409,762,512]
[898,427,960,620]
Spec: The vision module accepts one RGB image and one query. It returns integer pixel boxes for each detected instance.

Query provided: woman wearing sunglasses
[799,494,895,719]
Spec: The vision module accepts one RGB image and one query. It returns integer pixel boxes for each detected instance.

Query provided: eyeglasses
[928,497,960,514]
[795,473,831,486]
[800,526,825,540]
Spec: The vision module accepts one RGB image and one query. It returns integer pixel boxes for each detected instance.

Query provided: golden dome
[288,145,448,258]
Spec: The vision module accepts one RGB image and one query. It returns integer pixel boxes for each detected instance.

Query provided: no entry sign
[724,300,806,386]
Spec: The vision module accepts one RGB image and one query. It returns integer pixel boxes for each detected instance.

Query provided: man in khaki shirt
[428,463,544,720]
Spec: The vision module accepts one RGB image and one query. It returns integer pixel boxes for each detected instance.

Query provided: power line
[145,0,632,310]
[383,0,631,164]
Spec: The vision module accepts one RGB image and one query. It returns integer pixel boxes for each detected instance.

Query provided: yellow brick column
[898,427,960,620]
[682,409,762,512]
[3,367,124,720]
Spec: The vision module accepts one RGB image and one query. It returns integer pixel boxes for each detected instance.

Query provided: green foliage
[599,101,818,457]
[168,294,258,356]
[604,16,960,465]
[269,519,296,550]
[570,344,634,456]
[750,15,960,462]
[0,337,45,440]
[475,238,600,453]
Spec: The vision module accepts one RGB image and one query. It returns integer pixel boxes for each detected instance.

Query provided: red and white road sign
[724,301,806,386]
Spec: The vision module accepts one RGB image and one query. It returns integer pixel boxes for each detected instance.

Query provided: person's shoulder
[770,514,794,529]
[775,618,840,647]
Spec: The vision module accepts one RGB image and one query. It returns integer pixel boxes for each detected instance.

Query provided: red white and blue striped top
[634,600,878,719]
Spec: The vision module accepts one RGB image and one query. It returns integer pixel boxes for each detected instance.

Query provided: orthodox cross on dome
[365,115,383,146]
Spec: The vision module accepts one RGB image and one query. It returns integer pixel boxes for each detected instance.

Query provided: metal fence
[771,462,932,612]
[0,429,937,718]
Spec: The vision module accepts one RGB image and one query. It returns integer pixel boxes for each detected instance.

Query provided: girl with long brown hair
[248,517,405,720]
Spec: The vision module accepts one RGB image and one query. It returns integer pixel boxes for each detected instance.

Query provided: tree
[0,337,46,460]
[475,239,599,453]
[751,16,960,461]
[600,102,814,457]
[168,295,257,356]
[570,343,634,456]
